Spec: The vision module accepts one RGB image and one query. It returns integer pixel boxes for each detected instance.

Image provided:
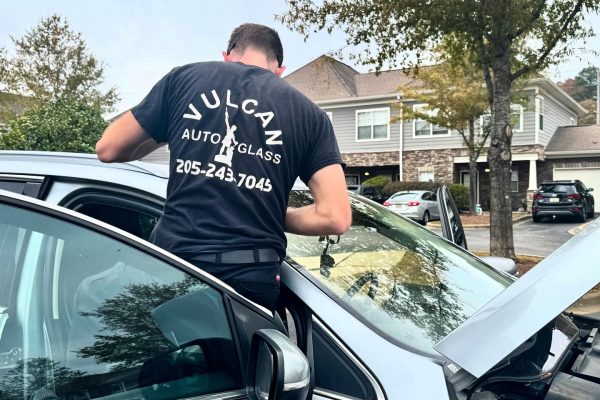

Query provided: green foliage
[579,99,597,125]
[383,181,441,196]
[448,184,469,211]
[0,14,118,112]
[0,99,107,152]
[361,175,390,189]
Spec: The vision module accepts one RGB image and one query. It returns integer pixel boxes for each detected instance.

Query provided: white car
[384,190,440,225]
[1,151,600,400]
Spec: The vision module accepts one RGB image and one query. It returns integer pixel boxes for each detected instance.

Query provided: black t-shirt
[131,61,342,259]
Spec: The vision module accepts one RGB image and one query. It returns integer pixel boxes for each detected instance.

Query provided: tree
[559,67,598,124]
[579,98,598,125]
[0,14,118,112]
[400,46,490,214]
[574,66,599,101]
[0,98,107,152]
[279,0,600,258]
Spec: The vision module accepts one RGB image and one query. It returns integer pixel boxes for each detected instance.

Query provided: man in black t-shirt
[96,23,351,311]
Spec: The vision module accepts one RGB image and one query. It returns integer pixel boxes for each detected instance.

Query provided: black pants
[185,259,281,311]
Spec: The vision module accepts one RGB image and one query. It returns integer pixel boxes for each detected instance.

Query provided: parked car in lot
[354,184,388,204]
[2,151,600,400]
[532,180,595,222]
[383,190,439,225]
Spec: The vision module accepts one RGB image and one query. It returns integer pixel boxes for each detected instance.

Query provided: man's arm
[96,111,164,163]
[285,164,352,236]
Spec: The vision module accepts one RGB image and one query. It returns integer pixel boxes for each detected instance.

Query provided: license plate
[549,198,559,203]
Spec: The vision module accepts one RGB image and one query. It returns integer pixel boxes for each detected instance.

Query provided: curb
[568,222,592,236]
[428,213,531,229]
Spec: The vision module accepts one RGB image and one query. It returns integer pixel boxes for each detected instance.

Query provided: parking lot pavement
[430,215,597,257]
[465,215,597,257]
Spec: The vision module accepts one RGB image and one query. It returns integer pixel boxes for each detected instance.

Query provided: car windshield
[391,193,420,201]
[286,191,512,356]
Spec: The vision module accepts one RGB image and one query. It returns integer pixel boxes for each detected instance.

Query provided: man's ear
[275,65,286,77]
[222,51,232,62]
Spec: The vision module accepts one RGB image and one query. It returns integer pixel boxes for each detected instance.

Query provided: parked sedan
[383,190,439,225]
[2,151,600,400]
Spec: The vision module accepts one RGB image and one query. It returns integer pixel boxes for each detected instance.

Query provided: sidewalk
[429,212,530,229]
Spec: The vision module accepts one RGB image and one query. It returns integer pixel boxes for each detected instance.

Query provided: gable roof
[545,125,600,155]
[284,55,419,101]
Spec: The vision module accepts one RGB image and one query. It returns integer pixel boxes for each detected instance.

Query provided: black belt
[192,248,281,264]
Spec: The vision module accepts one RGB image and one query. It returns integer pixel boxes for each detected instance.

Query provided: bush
[0,98,107,152]
[361,175,390,189]
[449,184,469,211]
[383,180,441,196]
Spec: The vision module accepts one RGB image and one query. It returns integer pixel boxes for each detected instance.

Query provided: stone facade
[342,151,399,167]
[402,149,461,183]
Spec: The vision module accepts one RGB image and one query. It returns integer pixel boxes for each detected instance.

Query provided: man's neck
[237,51,273,71]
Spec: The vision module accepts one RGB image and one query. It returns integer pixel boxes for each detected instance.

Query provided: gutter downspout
[398,95,403,181]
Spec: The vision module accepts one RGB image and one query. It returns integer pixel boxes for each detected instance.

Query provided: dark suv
[356,185,389,204]
[532,180,595,222]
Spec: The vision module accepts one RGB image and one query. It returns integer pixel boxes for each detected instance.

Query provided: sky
[1,0,599,115]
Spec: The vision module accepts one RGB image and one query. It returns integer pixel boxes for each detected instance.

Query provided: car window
[361,187,377,196]
[421,192,431,201]
[0,202,242,400]
[539,184,574,194]
[75,202,159,241]
[0,178,44,198]
[390,193,419,201]
[286,191,511,356]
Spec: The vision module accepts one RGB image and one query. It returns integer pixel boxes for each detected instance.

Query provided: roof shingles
[545,125,600,153]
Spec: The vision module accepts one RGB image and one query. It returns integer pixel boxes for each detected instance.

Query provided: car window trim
[60,189,163,218]
[312,316,386,400]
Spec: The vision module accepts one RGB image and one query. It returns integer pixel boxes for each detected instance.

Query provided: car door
[429,192,440,219]
[437,185,467,249]
[0,191,291,400]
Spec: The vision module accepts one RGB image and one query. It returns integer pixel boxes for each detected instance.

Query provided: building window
[413,105,448,136]
[345,175,359,185]
[325,111,333,121]
[418,170,434,182]
[356,108,390,141]
[511,170,519,192]
[479,105,522,134]
[511,105,523,132]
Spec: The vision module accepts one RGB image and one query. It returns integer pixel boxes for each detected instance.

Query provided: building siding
[323,103,402,154]
[539,94,577,148]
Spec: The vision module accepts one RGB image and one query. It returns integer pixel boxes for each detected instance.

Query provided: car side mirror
[588,188,594,192]
[480,256,518,276]
[247,329,310,400]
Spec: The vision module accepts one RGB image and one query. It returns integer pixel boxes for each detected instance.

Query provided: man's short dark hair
[227,23,284,67]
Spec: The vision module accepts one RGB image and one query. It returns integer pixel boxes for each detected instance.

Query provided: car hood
[434,218,600,378]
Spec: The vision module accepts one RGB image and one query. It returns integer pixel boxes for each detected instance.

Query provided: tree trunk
[487,46,516,259]
[468,119,478,215]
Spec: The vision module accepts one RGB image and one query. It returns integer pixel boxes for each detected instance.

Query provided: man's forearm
[285,205,350,236]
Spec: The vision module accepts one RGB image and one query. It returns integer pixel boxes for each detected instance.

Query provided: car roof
[540,180,578,185]
[0,151,169,198]
[0,151,169,178]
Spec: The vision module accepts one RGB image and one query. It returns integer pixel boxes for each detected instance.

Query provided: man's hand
[285,164,351,236]
[96,111,163,163]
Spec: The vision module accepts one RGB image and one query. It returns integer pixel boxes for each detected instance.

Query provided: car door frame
[436,185,468,249]
[0,190,286,398]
